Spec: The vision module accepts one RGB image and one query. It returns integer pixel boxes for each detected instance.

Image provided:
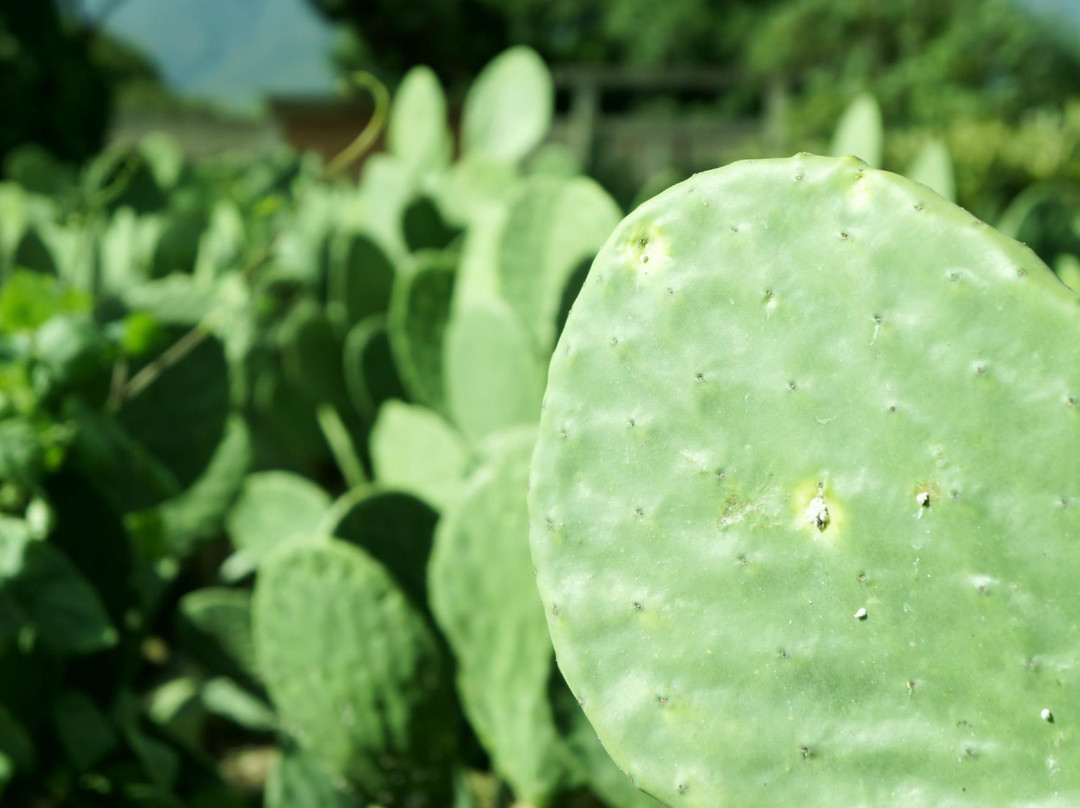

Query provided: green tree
[0,1,162,170]
[744,0,1080,132]
[308,0,773,88]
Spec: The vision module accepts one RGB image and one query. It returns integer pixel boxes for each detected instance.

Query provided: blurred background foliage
[8,0,1080,226]
[0,1,1078,804]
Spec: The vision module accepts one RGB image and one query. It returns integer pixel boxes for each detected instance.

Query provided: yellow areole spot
[791,477,848,539]
[619,224,670,281]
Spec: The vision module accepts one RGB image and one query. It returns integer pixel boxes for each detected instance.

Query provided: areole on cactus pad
[528,154,1080,806]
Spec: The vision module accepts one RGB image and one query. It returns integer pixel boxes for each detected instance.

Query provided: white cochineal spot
[805,486,830,532]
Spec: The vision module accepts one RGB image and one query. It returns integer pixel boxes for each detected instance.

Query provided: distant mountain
[80,0,338,108]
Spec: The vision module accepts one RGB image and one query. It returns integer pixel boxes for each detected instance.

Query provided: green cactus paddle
[529,154,1080,806]
[254,540,455,804]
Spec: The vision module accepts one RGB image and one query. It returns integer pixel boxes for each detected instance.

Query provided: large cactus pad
[529,154,1080,806]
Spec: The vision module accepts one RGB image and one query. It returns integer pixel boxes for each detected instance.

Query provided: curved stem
[321,71,390,181]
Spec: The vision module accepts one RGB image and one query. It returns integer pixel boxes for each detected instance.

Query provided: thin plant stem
[114,73,390,407]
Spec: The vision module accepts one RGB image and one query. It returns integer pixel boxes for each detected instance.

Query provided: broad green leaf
[43,470,136,625]
[13,225,57,274]
[138,133,185,191]
[194,201,245,283]
[321,487,438,614]
[451,201,510,313]
[343,316,406,421]
[109,332,230,510]
[225,471,330,563]
[356,153,414,261]
[1055,253,1080,293]
[830,92,883,168]
[4,145,75,196]
[550,674,659,808]
[0,704,34,774]
[200,677,275,730]
[388,66,451,175]
[0,419,42,485]
[177,587,258,684]
[98,208,164,295]
[462,46,554,163]
[152,415,253,555]
[0,527,117,655]
[52,690,119,771]
[431,155,518,229]
[0,270,90,335]
[33,313,103,386]
[123,273,216,326]
[428,428,563,804]
[906,138,956,202]
[444,300,544,442]
[370,401,468,512]
[326,231,395,332]
[496,175,621,355]
[281,299,350,409]
[386,253,456,413]
[113,691,180,790]
[266,741,362,808]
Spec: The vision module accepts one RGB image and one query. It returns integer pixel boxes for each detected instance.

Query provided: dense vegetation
[0,1,1078,803]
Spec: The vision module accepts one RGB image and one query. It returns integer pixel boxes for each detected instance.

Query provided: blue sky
[80,0,338,109]
[78,0,1080,110]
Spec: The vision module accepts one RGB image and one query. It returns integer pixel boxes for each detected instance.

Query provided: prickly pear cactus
[529,154,1080,806]
[387,253,456,412]
[254,540,455,804]
[429,427,566,806]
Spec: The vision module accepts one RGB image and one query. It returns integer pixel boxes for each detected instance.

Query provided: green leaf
[254,540,455,800]
[550,675,659,808]
[496,175,621,356]
[388,65,452,175]
[200,677,275,731]
[225,472,330,564]
[3,144,75,196]
[0,419,43,485]
[429,428,564,804]
[114,692,180,791]
[321,487,438,614]
[177,587,258,684]
[444,301,544,442]
[13,225,58,275]
[462,47,554,163]
[52,690,119,771]
[387,253,456,413]
[0,704,35,774]
[0,527,117,655]
[266,741,363,808]
[101,331,230,511]
[830,92,883,168]
[326,232,396,333]
[123,273,216,326]
[43,470,136,627]
[33,313,103,386]
[150,415,253,555]
[370,401,468,512]
[906,138,956,202]
[0,270,90,335]
[281,299,350,409]
[343,316,406,421]
[1054,253,1080,293]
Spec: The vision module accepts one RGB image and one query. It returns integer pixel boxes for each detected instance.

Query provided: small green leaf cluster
[0,47,652,807]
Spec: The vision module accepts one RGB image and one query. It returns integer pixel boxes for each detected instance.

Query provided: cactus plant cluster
[0,45,646,807]
[1,41,1077,808]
